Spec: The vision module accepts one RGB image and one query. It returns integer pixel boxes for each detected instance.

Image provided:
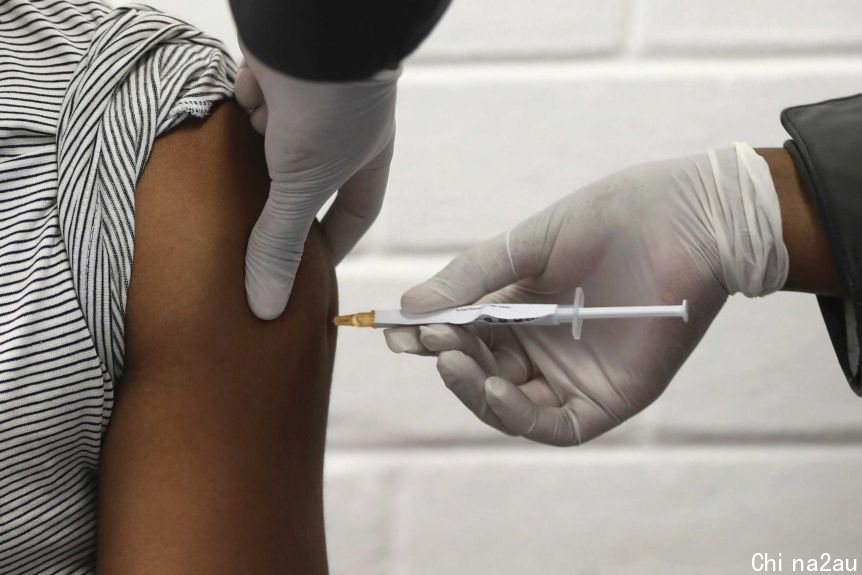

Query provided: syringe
[333,287,688,340]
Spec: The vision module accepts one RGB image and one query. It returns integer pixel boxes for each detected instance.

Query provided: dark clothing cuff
[229,0,451,81]
[781,93,862,395]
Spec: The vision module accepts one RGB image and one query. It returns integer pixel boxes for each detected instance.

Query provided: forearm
[755,147,844,297]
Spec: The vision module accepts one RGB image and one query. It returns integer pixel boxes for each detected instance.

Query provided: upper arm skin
[96,100,337,574]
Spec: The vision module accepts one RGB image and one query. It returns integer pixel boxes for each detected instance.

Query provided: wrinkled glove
[235,41,399,319]
[384,144,789,445]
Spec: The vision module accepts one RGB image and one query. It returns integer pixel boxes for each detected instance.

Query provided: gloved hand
[384,144,789,445]
[235,42,399,319]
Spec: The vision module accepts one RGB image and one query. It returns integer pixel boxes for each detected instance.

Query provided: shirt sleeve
[229,0,452,81]
[781,93,862,395]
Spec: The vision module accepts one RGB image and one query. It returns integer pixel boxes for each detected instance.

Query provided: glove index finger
[245,187,320,320]
[321,139,394,264]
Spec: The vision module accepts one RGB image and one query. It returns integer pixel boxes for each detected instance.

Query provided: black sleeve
[781,93,862,395]
[229,0,452,81]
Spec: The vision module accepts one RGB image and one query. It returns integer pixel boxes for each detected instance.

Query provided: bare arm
[96,100,336,574]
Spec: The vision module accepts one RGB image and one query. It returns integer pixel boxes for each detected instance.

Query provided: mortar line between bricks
[407,50,862,68]
[323,444,862,468]
[411,49,620,66]
[325,438,862,454]
[400,57,862,80]
[390,466,411,575]
[383,463,402,575]
[622,0,648,60]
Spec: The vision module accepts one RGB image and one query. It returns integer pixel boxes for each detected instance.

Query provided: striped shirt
[0,1,236,572]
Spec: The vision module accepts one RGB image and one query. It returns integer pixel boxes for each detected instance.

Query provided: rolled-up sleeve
[781,94,862,395]
[229,0,452,81]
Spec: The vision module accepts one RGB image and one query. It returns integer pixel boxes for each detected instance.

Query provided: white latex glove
[235,41,399,319]
[384,144,789,446]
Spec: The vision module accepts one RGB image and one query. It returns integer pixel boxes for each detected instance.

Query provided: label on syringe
[374,303,559,326]
[473,314,548,324]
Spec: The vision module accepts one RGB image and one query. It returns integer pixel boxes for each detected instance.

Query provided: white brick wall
[643,0,862,54]
[324,447,862,574]
[414,0,628,61]
[120,1,862,572]
[381,61,862,249]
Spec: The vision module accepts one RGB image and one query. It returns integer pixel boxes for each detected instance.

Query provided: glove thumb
[234,59,267,134]
[401,220,550,313]
[245,189,318,320]
[234,59,263,109]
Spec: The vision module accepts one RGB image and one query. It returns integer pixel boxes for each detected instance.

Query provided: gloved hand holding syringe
[334,287,688,340]
[334,144,789,447]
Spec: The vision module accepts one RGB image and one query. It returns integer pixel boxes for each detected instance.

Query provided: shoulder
[125,98,337,376]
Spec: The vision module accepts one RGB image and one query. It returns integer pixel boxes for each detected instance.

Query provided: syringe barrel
[553,306,575,323]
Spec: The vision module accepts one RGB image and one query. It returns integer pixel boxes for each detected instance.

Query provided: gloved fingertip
[249,106,268,135]
[383,329,416,353]
[246,289,288,321]
[435,351,456,383]
[436,348,467,372]
[438,350,484,396]
[485,376,532,419]
[485,376,511,398]
[417,324,453,351]
[482,376,533,437]
[245,262,293,321]
[234,69,263,110]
